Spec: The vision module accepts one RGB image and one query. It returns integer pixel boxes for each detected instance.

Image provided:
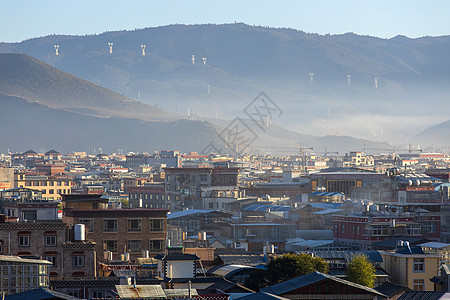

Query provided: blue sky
[1,0,449,42]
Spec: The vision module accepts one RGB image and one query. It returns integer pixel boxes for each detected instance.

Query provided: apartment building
[62,194,168,265]
[14,172,72,200]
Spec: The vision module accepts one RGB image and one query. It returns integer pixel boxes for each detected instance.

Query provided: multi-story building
[0,167,14,190]
[0,216,96,281]
[381,244,441,291]
[332,212,441,250]
[310,167,387,196]
[128,183,166,209]
[0,255,52,295]
[0,188,58,221]
[14,172,72,200]
[164,167,239,211]
[62,194,168,265]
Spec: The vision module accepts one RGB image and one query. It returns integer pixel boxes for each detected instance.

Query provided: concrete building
[0,188,58,221]
[164,167,239,211]
[332,212,440,250]
[0,217,96,281]
[14,172,72,200]
[381,244,441,291]
[62,194,168,265]
[128,183,166,209]
[0,255,52,295]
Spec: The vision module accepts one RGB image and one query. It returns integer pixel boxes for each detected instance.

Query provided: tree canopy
[267,253,329,284]
[346,254,376,288]
[245,253,329,291]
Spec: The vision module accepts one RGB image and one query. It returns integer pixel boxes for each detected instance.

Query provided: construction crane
[408,144,422,153]
[312,147,338,157]
[299,144,313,173]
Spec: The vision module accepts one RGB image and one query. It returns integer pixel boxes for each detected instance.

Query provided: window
[127,240,141,252]
[150,240,164,252]
[356,226,360,234]
[0,242,3,254]
[103,219,117,232]
[67,291,79,297]
[45,236,57,247]
[22,210,37,221]
[127,219,142,232]
[73,255,85,267]
[103,240,118,253]
[341,225,345,233]
[19,236,29,247]
[91,290,104,299]
[413,258,424,272]
[149,219,164,232]
[209,203,214,209]
[373,226,383,236]
[49,189,54,194]
[413,279,424,291]
[45,256,57,267]
[79,219,94,232]
[429,223,437,233]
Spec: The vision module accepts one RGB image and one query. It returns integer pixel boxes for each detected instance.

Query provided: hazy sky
[1,0,449,42]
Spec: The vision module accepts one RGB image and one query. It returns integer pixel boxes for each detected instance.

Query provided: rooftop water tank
[74,224,85,241]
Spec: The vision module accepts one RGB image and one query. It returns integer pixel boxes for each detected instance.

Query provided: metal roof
[209,264,258,277]
[286,238,334,248]
[397,291,447,300]
[5,287,81,300]
[0,255,52,265]
[309,192,345,197]
[418,242,450,249]
[167,209,213,219]
[164,289,198,298]
[262,271,386,297]
[242,204,291,212]
[115,285,166,299]
[374,282,410,297]
[310,251,383,263]
[238,291,290,300]
[305,203,343,210]
[217,255,265,267]
[311,208,343,215]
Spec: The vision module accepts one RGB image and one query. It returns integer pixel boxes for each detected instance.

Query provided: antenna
[374,76,378,89]
[207,85,210,94]
[138,90,141,98]
[108,42,114,54]
[347,74,351,85]
[188,107,191,119]
[192,55,195,64]
[309,72,314,82]
[141,44,146,56]
[202,57,206,64]
[54,45,59,56]
[328,107,331,118]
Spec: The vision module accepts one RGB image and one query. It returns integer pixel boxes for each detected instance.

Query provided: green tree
[346,254,376,288]
[266,253,329,285]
